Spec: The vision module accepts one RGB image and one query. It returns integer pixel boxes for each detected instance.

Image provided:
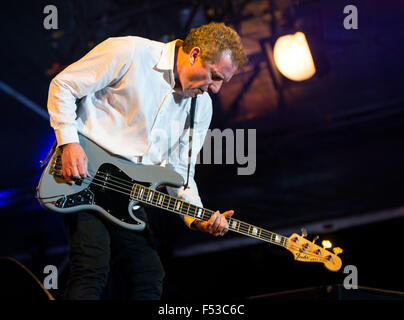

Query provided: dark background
[0,0,403,300]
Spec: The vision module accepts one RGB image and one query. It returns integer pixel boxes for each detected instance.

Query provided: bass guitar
[36,133,342,272]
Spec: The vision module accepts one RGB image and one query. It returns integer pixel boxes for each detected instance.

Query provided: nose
[208,80,223,94]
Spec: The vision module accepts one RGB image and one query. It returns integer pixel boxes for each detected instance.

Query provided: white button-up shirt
[47,36,213,227]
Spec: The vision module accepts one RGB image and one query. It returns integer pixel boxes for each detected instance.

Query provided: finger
[211,212,222,232]
[77,159,88,178]
[70,165,81,180]
[218,217,229,236]
[222,210,235,217]
[83,155,91,177]
[63,168,74,185]
[208,212,220,232]
[212,225,222,237]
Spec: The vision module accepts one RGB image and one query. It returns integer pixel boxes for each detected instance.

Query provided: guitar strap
[183,96,196,189]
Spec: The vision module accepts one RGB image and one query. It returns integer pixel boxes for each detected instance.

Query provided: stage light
[273,32,316,81]
[0,189,19,207]
[322,240,332,249]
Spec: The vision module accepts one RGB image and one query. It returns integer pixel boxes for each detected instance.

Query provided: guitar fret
[175,201,182,211]
[162,194,166,208]
[152,190,159,205]
[166,197,171,209]
[241,222,247,233]
[281,237,286,246]
[158,194,163,206]
[130,184,137,199]
[230,220,237,230]
[147,190,153,202]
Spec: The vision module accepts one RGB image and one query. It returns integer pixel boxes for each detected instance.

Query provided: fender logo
[296,252,309,260]
[295,252,322,262]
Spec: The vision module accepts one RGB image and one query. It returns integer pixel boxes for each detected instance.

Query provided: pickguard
[89,163,150,223]
[56,163,150,224]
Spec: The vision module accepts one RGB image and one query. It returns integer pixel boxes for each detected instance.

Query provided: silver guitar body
[36,134,184,231]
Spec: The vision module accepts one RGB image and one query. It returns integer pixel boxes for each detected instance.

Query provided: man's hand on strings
[191,210,234,236]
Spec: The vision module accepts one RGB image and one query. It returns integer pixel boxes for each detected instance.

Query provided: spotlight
[273,32,316,81]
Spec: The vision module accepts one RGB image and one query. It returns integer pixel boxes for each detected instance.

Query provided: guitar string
[95,173,287,246]
[50,167,334,258]
[51,167,334,257]
[50,169,334,261]
[51,165,333,254]
[51,162,307,251]
[86,169,331,259]
[51,159,336,259]
[52,163,253,233]
[50,168,291,246]
[52,163,286,242]
[51,167,257,234]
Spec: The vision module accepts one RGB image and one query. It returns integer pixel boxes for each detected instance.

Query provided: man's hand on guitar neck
[61,142,91,185]
[191,210,234,236]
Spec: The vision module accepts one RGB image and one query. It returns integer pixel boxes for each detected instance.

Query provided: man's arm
[166,96,233,236]
[47,37,134,183]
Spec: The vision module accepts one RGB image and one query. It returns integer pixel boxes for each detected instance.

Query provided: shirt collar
[155,39,182,88]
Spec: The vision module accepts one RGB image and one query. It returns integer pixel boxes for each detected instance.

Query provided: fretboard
[130,183,288,247]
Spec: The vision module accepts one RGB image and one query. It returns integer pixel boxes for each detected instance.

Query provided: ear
[189,47,201,65]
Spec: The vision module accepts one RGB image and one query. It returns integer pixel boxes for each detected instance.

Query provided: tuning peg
[312,235,319,244]
[333,247,343,256]
[301,227,307,238]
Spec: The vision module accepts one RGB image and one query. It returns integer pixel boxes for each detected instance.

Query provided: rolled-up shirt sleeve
[47,37,134,146]
[166,95,212,228]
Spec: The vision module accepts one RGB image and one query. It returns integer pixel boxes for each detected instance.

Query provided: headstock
[286,233,342,272]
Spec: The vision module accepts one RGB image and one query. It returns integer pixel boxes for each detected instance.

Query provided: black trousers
[63,208,165,300]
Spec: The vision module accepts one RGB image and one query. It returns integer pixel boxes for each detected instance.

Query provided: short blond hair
[183,22,247,67]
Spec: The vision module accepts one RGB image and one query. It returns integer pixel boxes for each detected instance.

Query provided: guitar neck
[130,183,288,248]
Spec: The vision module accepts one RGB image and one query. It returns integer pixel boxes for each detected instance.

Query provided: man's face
[179,49,238,98]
